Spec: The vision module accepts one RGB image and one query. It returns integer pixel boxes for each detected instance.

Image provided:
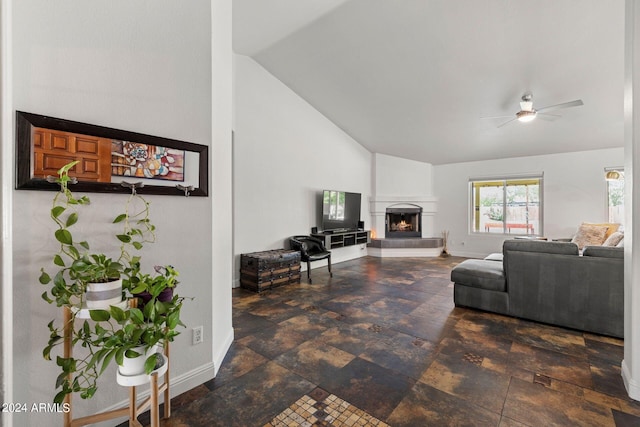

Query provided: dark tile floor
[131,256,640,426]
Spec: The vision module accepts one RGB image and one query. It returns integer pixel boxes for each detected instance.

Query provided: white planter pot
[119,344,159,376]
[86,279,122,309]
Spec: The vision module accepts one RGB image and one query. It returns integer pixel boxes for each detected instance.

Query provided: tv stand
[324,228,352,234]
[313,230,370,249]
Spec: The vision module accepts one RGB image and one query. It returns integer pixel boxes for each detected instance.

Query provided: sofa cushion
[582,245,624,259]
[583,222,620,240]
[451,259,506,292]
[503,239,579,255]
[571,223,609,249]
[484,253,504,262]
[603,231,624,247]
[503,240,579,279]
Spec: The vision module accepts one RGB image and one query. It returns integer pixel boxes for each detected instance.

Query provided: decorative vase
[85,278,123,309]
[118,344,159,376]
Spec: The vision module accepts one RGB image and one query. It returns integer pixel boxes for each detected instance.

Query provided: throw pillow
[617,238,624,247]
[582,222,620,240]
[571,224,609,249]
[603,231,624,247]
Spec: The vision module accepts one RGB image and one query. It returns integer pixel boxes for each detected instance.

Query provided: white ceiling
[233,0,625,165]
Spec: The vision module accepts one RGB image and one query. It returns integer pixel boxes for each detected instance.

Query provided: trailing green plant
[44,316,103,403]
[38,161,122,403]
[91,268,185,375]
[39,161,123,307]
[113,190,160,296]
[130,264,179,297]
[114,190,156,265]
[44,266,185,404]
[39,161,188,404]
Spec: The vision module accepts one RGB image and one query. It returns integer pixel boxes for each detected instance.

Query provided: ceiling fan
[484,93,584,128]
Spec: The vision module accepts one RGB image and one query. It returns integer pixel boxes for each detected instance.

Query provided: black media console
[312,230,371,249]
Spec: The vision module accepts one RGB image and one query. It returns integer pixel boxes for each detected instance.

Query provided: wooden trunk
[240,249,301,292]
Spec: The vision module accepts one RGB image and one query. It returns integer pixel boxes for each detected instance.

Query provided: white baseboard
[213,327,234,376]
[96,326,235,426]
[621,359,640,401]
[449,250,488,259]
[171,361,216,396]
[96,361,216,427]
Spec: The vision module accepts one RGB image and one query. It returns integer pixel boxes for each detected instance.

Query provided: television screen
[322,190,361,232]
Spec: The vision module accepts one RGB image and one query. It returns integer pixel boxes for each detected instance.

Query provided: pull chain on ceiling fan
[482,93,584,128]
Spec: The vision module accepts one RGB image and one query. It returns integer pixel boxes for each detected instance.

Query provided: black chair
[289,235,332,283]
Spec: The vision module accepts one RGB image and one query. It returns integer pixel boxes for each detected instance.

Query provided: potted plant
[39,161,124,310]
[91,267,184,377]
[130,264,179,305]
[38,161,128,403]
[39,161,187,404]
[111,190,184,374]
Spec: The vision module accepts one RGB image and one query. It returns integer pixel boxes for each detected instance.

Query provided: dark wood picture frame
[15,111,209,196]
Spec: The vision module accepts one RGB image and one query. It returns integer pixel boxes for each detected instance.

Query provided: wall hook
[121,181,144,195]
[46,175,78,185]
[176,184,194,197]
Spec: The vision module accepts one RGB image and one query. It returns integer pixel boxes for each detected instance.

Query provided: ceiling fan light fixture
[490,93,583,128]
[516,110,537,123]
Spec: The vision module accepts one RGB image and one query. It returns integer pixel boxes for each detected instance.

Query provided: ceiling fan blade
[537,114,560,121]
[537,99,584,113]
[497,117,518,128]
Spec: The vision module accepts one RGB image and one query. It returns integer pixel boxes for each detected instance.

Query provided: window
[470,176,543,235]
[606,168,624,228]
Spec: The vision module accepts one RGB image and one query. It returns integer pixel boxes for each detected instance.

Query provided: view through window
[607,170,624,228]
[470,176,543,235]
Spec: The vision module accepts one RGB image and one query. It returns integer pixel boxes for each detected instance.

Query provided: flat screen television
[321,190,361,232]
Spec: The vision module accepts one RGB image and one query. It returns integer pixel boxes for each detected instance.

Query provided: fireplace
[385,207,422,238]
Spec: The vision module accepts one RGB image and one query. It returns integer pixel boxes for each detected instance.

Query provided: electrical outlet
[192,326,203,345]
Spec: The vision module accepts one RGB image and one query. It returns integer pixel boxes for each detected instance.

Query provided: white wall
[1,0,13,420]
[370,153,437,238]
[622,0,640,400]
[373,153,434,197]
[210,0,235,386]
[233,55,372,285]
[9,1,231,425]
[434,147,625,258]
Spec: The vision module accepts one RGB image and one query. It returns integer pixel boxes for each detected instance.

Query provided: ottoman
[451,259,509,314]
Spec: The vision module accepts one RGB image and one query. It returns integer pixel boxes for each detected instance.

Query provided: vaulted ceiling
[233,0,624,165]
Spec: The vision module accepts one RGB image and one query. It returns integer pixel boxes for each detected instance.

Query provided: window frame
[469,174,544,236]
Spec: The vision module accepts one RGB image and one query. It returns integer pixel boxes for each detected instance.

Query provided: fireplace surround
[368,196,440,257]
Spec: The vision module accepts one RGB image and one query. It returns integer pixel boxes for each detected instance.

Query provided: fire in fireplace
[385,207,422,238]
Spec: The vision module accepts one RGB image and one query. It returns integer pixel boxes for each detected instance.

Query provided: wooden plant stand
[62,305,171,427]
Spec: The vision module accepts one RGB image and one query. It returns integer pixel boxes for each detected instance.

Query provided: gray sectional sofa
[451,240,624,338]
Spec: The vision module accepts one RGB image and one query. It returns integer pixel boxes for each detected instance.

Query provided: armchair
[289,235,332,283]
